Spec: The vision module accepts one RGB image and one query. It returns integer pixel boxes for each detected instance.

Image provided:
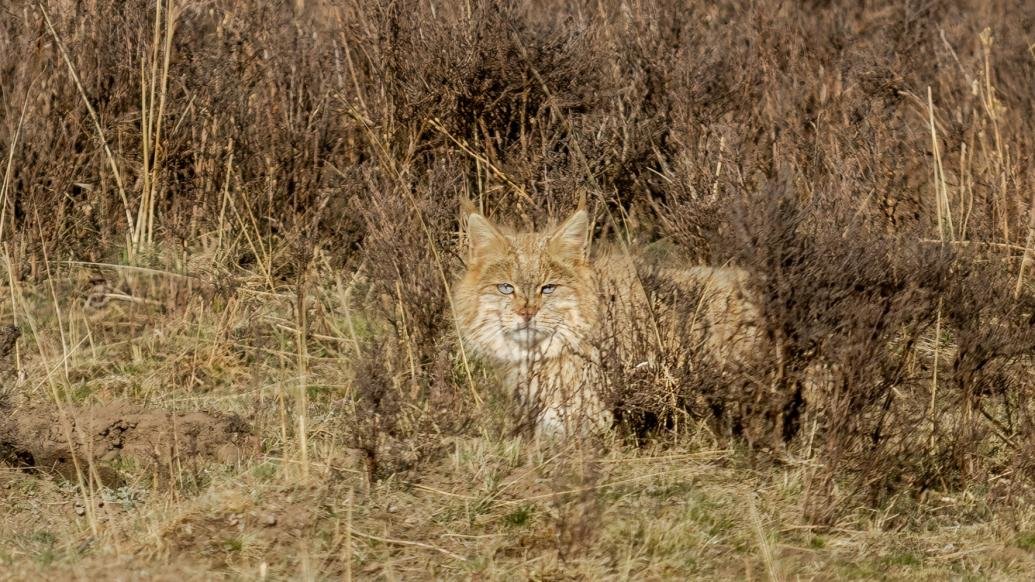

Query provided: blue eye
[541,284,557,295]
[497,283,514,295]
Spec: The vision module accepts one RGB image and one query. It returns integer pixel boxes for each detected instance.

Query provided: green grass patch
[502,505,533,527]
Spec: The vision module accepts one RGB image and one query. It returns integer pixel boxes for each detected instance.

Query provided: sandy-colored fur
[453,210,761,436]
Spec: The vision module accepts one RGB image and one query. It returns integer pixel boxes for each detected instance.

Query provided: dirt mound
[0,401,259,485]
[158,494,318,570]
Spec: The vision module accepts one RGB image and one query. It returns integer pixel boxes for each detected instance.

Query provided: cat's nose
[515,306,538,322]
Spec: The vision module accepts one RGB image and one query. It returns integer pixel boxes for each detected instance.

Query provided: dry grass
[3,0,1035,579]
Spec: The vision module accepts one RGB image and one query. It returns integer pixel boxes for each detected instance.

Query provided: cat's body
[453,210,760,436]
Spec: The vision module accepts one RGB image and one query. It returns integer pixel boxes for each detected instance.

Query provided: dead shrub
[610,181,1035,522]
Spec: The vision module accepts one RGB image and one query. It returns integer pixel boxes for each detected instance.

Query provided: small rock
[74,503,86,516]
[262,513,277,527]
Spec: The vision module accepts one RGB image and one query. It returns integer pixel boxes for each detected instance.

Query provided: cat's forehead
[508,232,548,257]
[488,240,546,273]
[479,233,568,280]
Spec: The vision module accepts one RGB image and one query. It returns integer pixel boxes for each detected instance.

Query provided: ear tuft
[549,210,589,261]
[466,213,508,260]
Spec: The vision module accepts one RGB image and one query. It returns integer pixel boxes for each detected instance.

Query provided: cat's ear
[549,209,589,262]
[466,213,509,260]
[459,197,478,221]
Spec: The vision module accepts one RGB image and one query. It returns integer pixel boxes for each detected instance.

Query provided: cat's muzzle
[506,325,548,348]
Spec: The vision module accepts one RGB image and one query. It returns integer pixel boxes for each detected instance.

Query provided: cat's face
[454,211,596,362]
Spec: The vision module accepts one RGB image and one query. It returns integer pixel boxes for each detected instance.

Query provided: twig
[426,117,535,205]
[0,78,31,242]
[39,4,135,250]
[499,465,703,505]
[918,239,1033,254]
[349,527,467,562]
[1014,190,1035,298]
[61,260,201,280]
[748,494,783,582]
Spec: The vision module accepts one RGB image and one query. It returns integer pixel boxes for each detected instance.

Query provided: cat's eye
[541,284,557,295]
[497,283,514,295]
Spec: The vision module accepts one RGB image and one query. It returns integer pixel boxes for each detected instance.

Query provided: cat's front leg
[536,406,567,437]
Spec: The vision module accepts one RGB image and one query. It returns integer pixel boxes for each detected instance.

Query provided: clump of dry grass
[3,0,1035,578]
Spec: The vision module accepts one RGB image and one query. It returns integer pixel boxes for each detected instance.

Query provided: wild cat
[452,209,760,436]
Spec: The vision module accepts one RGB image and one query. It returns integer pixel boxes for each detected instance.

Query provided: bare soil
[0,401,258,485]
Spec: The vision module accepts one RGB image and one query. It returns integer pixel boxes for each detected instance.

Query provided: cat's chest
[502,348,599,389]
